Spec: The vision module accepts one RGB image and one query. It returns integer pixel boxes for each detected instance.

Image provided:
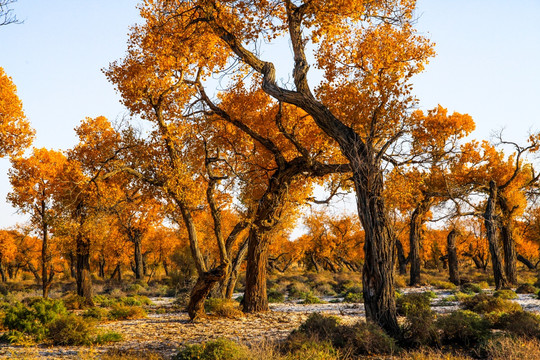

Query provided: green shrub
[63,293,93,310]
[516,283,538,294]
[401,306,439,347]
[493,289,518,299]
[108,304,147,320]
[204,298,242,318]
[267,289,285,303]
[48,314,94,345]
[285,340,338,360]
[343,291,363,303]
[121,295,152,306]
[396,292,432,316]
[334,321,398,356]
[461,283,483,294]
[83,306,109,320]
[436,310,491,346]
[126,283,145,295]
[288,282,312,299]
[461,294,521,314]
[293,313,340,341]
[301,292,324,304]
[430,280,457,290]
[2,298,66,340]
[495,311,540,338]
[174,338,250,360]
[95,331,123,344]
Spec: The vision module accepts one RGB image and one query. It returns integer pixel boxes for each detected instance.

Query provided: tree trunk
[110,263,122,282]
[243,228,270,312]
[133,235,144,280]
[447,229,460,286]
[395,239,408,275]
[0,259,6,282]
[484,181,508,290]
[163,260,169,276]
[409,199,431,286]
[354,166,399,336]
[76,235,94,305]
[98,257,105,278]
[222,236,248,299]
[187,263,228,321]
[517,254,536,270]
[500,220,518,285]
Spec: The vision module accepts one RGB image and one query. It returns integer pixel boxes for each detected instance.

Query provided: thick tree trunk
[500,221,518,285]
[409,199,431,286]
[354,167,399,336]
[76,236,94,305]
[133,235,144,280]
[484,181,508,290]
[447,229,460,286]
[243,228,270,312]
[395,239,408,275]
[187,263,228,321]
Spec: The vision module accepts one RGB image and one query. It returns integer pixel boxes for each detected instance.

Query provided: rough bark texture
[76,236,94,305]
[447,229,460,286]
[187,263,228,321]
[409,199,431,286]
[133,233,144,280]
[395,239,408,275]
[484,181,508,290]
[517,254,536,270]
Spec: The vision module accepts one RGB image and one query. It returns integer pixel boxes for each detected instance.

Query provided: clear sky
[1,1,539,228]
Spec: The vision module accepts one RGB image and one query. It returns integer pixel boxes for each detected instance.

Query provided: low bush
[480,336,540,360]
[342,291,363,303]
[83,306,109,320]
[2,298,66,341]
[108,304,147,320]
[301,292,324,304]
[460,283,483,294]
[174,338,251,360]
[62,293,93,310]
[396,292,432,316]
[287,282,312,299]
[436,310,491,346]
[204,298,243,318]
[267,289,285,303]
[101,349,166,360]
[284,340,338,360]
[495,311,540,338]
[292,313,340,341]
[401,306,439,347]
[493,289,518,299]
[95,331,123,344]
[48,314,94,345]
[461,294,521,314]
[516,283,538,294]
[334,321,398,356]
[430,280,458,290]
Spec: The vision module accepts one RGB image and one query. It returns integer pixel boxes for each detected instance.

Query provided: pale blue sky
[1,1,539,228]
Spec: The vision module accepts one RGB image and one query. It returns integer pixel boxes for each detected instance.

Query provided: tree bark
[76,235,94,305]
[517,254,536,270]
[409,199,431,286]
[395,239,408,275]
[132,233,144,280]
[484,181,508,290]
[0,259,6,282]
[447,229,460,286]
[187,263,228,321]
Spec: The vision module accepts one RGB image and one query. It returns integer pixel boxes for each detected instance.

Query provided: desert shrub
[126,283,146,295]
[121,295,152,306]
[334,321,398,356]
[174,338,250,360]
[495,311,540,338]
[480,336,540,360]
[284,340,339,360]
[204,298,243,318]
[101,349,166,360]
[301,292,324,304]
[108,304,147,320]
[0,283,8,296]
[430,280,457,290]
[516,283,538,294]
[436,310,491,346]
[401,306,439,347]
[460,283,483,294]
[48,314,94,345]
[314,283,336,297]
[95,331,124,344]
[287,282,312,299]
[342,291,363,303]
[402,349,473,360]
[335,279,358,295]
[493,289,518,299]
[293,313,340,341]
[83,306,109,320]
[62,293,93,310]
[461,294,521,314]
[396,292,432,316]
[267,289,285,303]
[2,298,66,340]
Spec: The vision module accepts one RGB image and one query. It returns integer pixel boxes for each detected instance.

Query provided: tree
[0,229,17,281]
[0,0,19,27]
[0,67,34,158]
[8,148,67,297]
[109,1,434,333]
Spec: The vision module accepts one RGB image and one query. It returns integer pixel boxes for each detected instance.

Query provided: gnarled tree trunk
[187,263,228,320]
[409,199,431,286]
[395,239,408,275]
[484,181,507,290]
[76,235,94,305]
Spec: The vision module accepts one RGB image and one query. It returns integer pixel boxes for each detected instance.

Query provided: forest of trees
[1,0,540,354]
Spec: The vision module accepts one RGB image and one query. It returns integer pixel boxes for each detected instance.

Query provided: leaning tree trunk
[187,263,228,321]
[76,235,94,305]
[447,229,460,286]
[484,180,507,290]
